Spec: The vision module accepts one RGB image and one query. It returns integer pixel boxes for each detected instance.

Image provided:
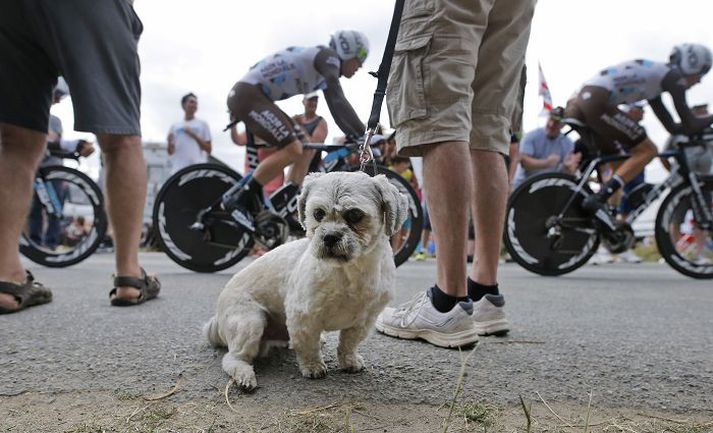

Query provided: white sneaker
[375,289,479,348]
[617,250,642,264]
[589,247,614,265]
[472,294,510,336]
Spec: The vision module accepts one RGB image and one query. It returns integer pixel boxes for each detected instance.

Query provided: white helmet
[53,76,70,99]
[669,43,713,76]
[329,30,369,64]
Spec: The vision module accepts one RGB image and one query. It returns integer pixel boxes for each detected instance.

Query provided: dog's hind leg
[221,306,267,390]
[203,316,224,347]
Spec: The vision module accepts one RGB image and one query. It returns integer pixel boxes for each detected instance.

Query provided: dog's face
[297,171,408,262]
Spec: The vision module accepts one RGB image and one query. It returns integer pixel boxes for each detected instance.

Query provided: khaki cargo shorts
[386,0,536,156]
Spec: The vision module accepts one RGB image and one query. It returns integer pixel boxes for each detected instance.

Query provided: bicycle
[152,135,423,273]
[21,148,108,267]
[504,118,713,279]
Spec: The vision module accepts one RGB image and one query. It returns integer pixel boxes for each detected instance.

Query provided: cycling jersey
[229,46,364,148]
[241,46,329,101]
[583,60,670,105]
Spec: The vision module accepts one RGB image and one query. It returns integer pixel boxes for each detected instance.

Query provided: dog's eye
[344,209,364,224]
[313,208,326,222]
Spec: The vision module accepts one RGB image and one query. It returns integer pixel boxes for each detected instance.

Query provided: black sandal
[109,268,160,307]
[0,271,53,314]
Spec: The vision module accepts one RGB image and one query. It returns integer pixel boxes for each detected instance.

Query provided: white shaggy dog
[204,171,408,389]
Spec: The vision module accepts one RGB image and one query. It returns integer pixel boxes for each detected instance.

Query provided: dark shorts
[0,0,143,135]
[227,82,298,148]
[564,86,648,155]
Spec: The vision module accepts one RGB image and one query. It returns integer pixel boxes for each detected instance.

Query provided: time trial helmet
[669,43,713,76]
[329,30,369,64]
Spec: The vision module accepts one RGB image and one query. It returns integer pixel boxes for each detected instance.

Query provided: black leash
[359,0,405,172]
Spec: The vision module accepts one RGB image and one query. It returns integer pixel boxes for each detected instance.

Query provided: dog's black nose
[323,232,342,248]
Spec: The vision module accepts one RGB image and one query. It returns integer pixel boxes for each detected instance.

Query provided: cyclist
[224,30,369,231]
[564,43,713,232]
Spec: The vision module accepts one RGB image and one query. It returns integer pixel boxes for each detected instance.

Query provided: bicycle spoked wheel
[505,173,599,276]
[20,165,107,267]
[359,165,423,267]
[655,175,713,279]
[153,164,254,273]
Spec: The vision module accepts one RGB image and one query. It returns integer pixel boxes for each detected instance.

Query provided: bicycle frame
[556,128,713,231]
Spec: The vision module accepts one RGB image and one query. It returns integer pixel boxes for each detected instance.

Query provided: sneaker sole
[473,318,510,336]
[375,320,478,348]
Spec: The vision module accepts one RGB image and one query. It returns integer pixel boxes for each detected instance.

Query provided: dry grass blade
[441,345,478,433]
[483,340,545,344]
[536,391,574,428]
[224,378,240,413]
[519,395,532,433]
[584,390,593,433]
[125,404,148,423]
[143,374,184,401]
[295,402,340,416]
[634,412,690,424]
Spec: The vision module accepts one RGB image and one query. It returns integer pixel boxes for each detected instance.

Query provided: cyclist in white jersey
[224,30,368,231]
[564,43,713,231]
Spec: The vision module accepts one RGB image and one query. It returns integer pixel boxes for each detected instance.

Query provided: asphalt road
[2,252,712,414]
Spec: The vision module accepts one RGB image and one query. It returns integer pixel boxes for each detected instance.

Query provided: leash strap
[359,0,405,172]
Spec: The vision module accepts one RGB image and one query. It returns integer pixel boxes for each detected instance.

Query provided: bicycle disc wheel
[360,165,423,267]
[504,173,599,276]
[153,164,254,273]
[655,175,713,279]
[21,165,107,267]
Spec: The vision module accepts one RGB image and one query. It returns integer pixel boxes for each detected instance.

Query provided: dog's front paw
[222,354,258,390]
[338,353,365,373]
[299,360,328,379]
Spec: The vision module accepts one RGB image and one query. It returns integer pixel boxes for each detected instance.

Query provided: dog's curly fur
[204,171,408,389]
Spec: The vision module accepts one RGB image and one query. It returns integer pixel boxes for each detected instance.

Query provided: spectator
[167,93,212,175]
[388,155,418,252]
[64,216,89,247]
[376,0,536,347]
[512,107,581,189]
[0,0,160,313]
[292,91,329,178]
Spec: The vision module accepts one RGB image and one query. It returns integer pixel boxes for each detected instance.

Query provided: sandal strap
[113,268,148,289]
[0,271,34,297]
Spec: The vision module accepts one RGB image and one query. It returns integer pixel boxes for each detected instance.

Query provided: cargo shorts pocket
[387,35,432,126]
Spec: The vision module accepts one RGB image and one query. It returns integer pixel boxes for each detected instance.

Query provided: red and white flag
[538,62,553,114]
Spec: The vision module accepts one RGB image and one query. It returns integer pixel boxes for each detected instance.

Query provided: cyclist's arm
[314,49,365,136]
[660,70,713,134]
[167,129,176,155]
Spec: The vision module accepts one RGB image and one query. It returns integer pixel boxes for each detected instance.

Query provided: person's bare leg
[286,148,316,185]
[253,140,303,185]
[0,124,47,309]
[614,139,657,183]
[469,150,509,285]
[422,141,473,297]
[98,134,146,301]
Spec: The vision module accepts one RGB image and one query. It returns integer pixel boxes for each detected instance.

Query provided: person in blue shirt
[512,107,581,189]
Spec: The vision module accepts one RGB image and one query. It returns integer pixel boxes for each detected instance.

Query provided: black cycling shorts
[564,86,648,154]
[227,82,298,148]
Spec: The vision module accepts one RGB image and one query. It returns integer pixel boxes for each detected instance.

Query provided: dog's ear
[372,174,409,236]
[298,172,326,229]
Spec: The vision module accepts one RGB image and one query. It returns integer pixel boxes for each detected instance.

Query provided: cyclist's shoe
[413,251,426,261]
[375,287,479,348]
[472,294,510,336]
[228,204,256,232]
[581,194,617,232]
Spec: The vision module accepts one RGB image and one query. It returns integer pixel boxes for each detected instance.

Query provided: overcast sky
[54,0,713,181]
